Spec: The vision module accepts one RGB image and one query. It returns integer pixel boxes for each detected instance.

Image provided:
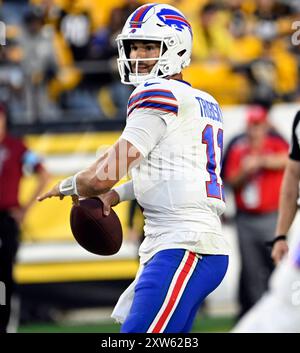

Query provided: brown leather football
[70,197,123,256]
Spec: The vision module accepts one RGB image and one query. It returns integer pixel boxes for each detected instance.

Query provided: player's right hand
[99,190,120,216]
[271,240,289,265]
[37,182,64,202]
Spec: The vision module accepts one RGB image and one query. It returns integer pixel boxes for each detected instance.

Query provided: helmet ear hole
[178,49,186,57]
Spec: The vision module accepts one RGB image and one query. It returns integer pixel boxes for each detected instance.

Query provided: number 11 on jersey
[202,124,224,200]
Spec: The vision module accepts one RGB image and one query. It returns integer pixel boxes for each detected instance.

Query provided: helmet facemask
[117,38,173,85]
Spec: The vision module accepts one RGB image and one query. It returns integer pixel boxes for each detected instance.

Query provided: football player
[38,3,230,333]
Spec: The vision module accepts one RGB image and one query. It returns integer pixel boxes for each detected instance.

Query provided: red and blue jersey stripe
[128,89,176,107]
[127,89,178,117]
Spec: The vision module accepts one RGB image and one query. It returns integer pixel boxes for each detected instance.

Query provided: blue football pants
[121,249,229,333]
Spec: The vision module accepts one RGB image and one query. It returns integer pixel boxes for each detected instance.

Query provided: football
[70,197,123,256]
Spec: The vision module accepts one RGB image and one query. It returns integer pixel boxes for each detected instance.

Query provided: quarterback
[38,3,229,332]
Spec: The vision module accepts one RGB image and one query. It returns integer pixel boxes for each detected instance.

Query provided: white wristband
[113,180,135,202]
[59,172,80,196]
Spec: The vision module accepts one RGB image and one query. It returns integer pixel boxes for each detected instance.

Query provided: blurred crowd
[0,0,300,123]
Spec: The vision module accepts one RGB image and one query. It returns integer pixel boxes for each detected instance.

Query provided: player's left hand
[37,182,64,202]
[98,190,120,216]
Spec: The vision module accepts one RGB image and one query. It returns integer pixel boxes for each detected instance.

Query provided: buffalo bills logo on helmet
[129,4,156,28]
[157,8,192,36]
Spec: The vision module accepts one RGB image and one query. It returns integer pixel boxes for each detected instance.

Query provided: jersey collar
[173,79,191,86]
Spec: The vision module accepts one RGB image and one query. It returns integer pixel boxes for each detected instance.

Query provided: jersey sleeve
[113,180,135,202]
[289,111,300,161]
[121,82,178,157]
[120,111,167,158]
[126,83,178,125]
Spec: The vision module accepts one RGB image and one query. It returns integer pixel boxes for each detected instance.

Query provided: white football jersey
[121,77,230,262]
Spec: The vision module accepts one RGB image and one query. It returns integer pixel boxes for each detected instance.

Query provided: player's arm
[38,91,169,203]
[272,158,300,264]
[76,139,142,197]
[37,139,142,202]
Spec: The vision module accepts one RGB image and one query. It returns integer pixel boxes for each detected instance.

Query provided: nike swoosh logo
[144,82,160,87]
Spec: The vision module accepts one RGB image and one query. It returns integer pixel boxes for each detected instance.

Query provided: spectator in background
[192,3,232,62]
[19,7,58,122]
[223,105,288,318]
[270,37,299,102]
[35,0,62,30]
[90,7,124,62]
[0,39,25,120]
[232,40,277,107]
[57,1,92,63]
[232,34,299,107]
[227,10,263,64]
[90,2,140,119]
[253,0,293,41]
[0,105,50,333]
[53,0,138,119]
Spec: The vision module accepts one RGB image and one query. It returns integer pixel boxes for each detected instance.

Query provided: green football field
[18,315,235,333]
